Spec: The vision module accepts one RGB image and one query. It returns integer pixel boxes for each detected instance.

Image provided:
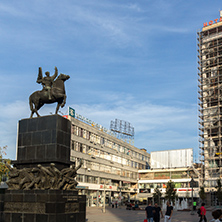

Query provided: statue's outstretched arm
[52,66,58,80]
[36,67,43,84]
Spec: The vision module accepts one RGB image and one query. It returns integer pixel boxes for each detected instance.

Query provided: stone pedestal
[0,189,6,220]
[3,190,86,222]
[14,115,71,170]
[1,115,86,222]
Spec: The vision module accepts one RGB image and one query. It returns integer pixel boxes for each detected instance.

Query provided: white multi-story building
[138,167,199,202]
[65,108,150,207]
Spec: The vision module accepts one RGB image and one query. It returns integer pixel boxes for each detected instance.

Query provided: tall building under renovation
[198,12,222,188]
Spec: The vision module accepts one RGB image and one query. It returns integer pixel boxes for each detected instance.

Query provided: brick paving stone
[86,206,218,222]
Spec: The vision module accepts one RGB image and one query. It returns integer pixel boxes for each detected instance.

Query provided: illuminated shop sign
[203,17,222,27]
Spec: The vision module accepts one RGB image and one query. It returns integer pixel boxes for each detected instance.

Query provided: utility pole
[190,176,195,215]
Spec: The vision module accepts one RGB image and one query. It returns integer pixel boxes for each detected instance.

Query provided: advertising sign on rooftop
[150,148,193,169]
[69,107,75,118]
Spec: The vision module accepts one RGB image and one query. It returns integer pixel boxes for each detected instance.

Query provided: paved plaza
[86,206,218,222]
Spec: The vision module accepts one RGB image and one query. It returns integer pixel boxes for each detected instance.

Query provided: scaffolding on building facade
[197,22,222,188]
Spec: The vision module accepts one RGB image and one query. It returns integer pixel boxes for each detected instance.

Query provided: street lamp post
[103,184,106,213]
[134,188,137,202]
[118,186,123,208]
[190,177,195,215]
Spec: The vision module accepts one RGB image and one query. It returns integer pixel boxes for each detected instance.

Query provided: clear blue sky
[0,0,221,161]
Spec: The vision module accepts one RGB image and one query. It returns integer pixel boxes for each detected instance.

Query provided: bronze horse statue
[29,73,70,118]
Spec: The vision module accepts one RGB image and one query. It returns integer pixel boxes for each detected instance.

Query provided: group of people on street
[197,202,222,222]
[145,201,222,222]
[145,201,173,222]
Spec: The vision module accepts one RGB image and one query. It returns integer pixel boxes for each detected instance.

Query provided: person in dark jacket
[145,202,154,222]
[153,202,163,222]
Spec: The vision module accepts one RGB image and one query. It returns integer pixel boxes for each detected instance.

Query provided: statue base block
[14,115,71,170]
[2,190,86,222]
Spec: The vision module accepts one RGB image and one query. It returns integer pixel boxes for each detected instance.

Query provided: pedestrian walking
[199,203,207,222]
[164,201,173,222]
[153,202,163,222]
[115,201,118,208]
[145,201,154,222]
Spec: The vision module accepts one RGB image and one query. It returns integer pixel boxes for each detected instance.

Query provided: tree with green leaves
[0,146,10,182]
[153,187,162,204]
[199,186,206,202]
[215,179,222,205]
[165,180,178,204]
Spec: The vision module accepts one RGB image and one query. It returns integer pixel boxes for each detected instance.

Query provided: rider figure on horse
[36,67,58,100]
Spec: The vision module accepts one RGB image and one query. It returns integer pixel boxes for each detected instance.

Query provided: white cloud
[126,3,142,12]
[69,93,197,152]
[0,3,24,17]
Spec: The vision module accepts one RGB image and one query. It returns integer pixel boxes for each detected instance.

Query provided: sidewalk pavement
[86,206,219,222]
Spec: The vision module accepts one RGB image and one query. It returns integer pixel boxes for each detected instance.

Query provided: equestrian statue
[29,66,70,118]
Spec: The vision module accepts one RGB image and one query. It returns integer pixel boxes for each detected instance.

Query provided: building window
[92,163,99,171]
[100,178,109,184]
[112,167,117,174]
[86,131,90,140]
[71,124,75,135]
[94,149,100,157]
[100,151,104,158]
[74,142,78,151]
[101,137,105,145]
[76,174,84,182]
[79,143,83,152]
